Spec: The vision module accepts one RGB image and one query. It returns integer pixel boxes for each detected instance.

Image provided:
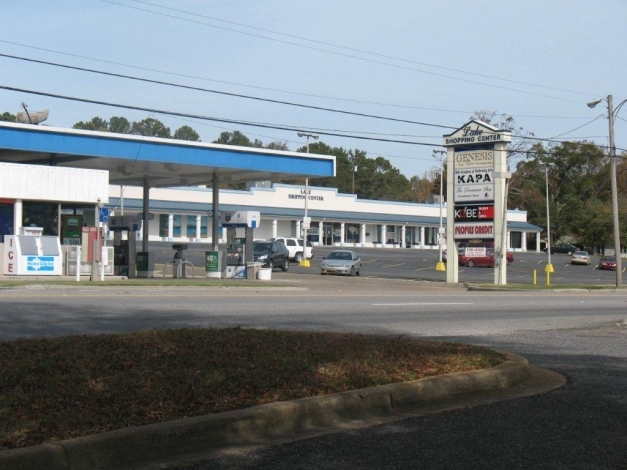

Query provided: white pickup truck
[271,237,313,262]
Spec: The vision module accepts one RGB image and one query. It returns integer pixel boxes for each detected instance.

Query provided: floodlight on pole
[587,95,626,288]
[297,132,319,267]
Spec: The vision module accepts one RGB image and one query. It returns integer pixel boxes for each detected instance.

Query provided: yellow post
[545,263,554,286]
[533,269,537,285]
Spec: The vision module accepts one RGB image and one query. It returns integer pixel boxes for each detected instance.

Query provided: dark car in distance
[252,240,289,271]
[545,243,579,255]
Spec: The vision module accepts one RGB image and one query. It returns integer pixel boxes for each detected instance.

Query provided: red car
[598,255,617,270]
[458,246,514,268]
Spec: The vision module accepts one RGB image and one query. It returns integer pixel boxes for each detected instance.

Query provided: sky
[1,0,626,179]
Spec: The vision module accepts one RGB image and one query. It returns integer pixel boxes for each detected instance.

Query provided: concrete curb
[0,352,556,470]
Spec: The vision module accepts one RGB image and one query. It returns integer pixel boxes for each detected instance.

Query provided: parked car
[458,246,514,268]
[545,243,579,255]
[271,237,313,262]
[598,255,617,271]
[252,240,289,271]
[570,251,591,266]
[320,250,362,276]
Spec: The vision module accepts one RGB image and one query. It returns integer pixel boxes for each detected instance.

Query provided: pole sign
[443,120,512,285]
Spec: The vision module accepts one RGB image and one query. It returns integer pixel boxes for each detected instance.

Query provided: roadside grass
[0,328,503,450]
[469,283,618,290]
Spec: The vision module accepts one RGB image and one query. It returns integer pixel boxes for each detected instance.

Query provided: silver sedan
[320,250,362,276]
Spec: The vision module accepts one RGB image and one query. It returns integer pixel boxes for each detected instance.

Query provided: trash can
[246,262,262,280]
[258,267,272,280]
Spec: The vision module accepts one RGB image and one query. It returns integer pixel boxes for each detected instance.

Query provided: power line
[0,40,596,120]
[0,85,444,147]
[112,0,594,100]
[0,53,455,130]
[99,0,588,104]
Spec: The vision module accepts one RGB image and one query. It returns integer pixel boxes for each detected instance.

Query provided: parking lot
[150,242,620,286]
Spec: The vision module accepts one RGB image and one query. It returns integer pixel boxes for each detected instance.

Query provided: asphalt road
[1,277,626,469]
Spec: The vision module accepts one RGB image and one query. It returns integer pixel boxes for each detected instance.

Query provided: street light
[587,95,627,287]
[297,132,319,267]
[544,166,554,283]
[433,150,446,272]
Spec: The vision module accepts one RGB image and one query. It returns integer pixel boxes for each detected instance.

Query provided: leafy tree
[510,140,610,247]
[0,112,16,122]
[131,118,170,138]
[73,117,109,132]
[213,131,252,147]
[109,116,132,134]
[410,174,436,202]
[173,125,200,141]
[265,141,289,151]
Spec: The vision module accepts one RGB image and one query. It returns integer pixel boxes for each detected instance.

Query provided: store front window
[0,203,14,238]
[22,202,58,236]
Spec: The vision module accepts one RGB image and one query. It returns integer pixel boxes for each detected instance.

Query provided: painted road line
[372,302,473,306]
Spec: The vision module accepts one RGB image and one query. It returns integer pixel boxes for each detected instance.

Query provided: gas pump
[109,215,141,278]
[225,241,245,278]
[221,211,260,280]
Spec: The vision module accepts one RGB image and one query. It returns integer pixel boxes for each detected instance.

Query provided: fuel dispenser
[108,215,141,278]
[225,241,245,278]
[221,211,260,280]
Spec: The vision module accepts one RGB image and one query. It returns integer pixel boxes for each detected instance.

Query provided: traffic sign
[99,207,109,223]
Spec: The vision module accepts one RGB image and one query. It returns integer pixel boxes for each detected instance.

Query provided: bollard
[533,269,537,285]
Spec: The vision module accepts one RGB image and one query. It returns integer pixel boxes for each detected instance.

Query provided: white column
[13,199,22,234]
[319,221,324,246]
[361,223,366,247]
[507,230,511,249]
[536,232,541,252]
[296,220,301,239]
[420,226,425,249]
[272,219,278,239]
[401,225,406,249]
[340,222,345,246]
[168,214,174,240]
[521,231,527,252]
[196,215,201,242]
[381,224,387,247]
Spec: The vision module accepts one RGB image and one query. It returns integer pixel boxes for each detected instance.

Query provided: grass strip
[0,328,503,450]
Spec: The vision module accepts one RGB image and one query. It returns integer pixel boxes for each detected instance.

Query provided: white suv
[272,237,313,262]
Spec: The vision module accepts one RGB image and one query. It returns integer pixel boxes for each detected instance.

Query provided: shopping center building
[106,182,541,251]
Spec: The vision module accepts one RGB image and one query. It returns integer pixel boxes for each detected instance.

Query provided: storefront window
[186,215,197,237]
[200,216,208,238]
[346,224,359,243]
[159,214,169,237]
[0,203,14,238]
[22,202,58,236]
[173,215,181,237]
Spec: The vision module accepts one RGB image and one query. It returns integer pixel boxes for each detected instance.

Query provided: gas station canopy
[0,121,336,187]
